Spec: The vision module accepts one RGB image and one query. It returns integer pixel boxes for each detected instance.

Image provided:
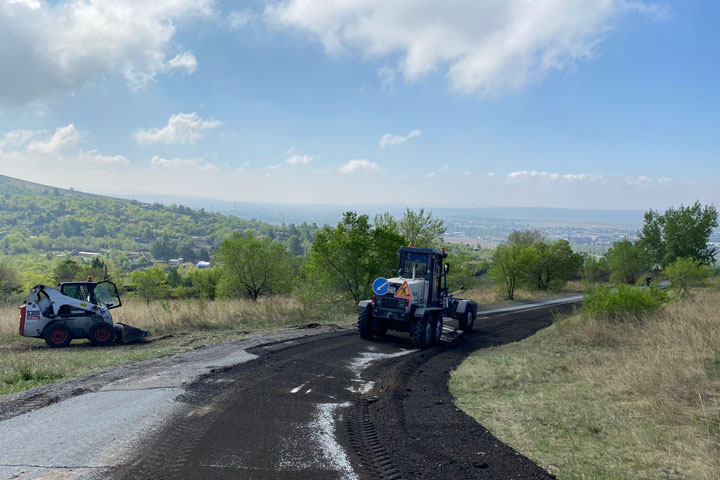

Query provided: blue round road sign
[373,277,389,296]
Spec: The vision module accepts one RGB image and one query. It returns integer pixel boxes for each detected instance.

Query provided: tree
[131,267,171,304]
[446,249,487,291]
[490,244,533,300]
[287,235,304,256]
[309,212,406,302]
[151,234,176,260]
[583,255,610,283]
[189,267,220,300]
[373,212,400,234]
[167,268,182,288]
[663,257,707,298]
[86,257,109,281]
[214,233,293,301]
[638,202,718,268]
[53,259,82,284]
[507,229,546,248]
[0,261,22,300]
[526,240,583,291]
[398,209,445,247]
[606,239,650,284]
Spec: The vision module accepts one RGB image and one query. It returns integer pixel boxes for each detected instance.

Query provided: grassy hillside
[0,174,318,282]
[450,287,720,479]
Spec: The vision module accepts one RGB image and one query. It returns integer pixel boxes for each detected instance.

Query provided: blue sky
[0,0,718,210]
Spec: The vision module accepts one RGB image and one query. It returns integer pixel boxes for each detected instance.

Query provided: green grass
[450,289,720,480]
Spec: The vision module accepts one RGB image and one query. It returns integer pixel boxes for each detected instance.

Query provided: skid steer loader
[19,280,149,348]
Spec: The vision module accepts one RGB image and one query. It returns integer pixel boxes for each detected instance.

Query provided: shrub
[664,257,707,297]
[583,283,668,320]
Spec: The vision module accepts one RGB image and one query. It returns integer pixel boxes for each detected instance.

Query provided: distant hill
[0,174,317,267]
[0,174,105,198]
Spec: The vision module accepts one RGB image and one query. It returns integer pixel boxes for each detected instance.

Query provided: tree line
[1,201,717,305]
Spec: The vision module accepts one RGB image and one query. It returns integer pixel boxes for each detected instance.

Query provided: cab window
[94,281,122,309]
[402,253,428,275]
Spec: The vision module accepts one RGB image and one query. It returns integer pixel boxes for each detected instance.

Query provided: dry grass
[450,288,720,480]
[0,297,354,395]
[462,280,586,305]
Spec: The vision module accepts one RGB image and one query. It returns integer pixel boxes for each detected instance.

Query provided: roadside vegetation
[451,202,720,479]
[0,297,354,395]
[451,283,720,479]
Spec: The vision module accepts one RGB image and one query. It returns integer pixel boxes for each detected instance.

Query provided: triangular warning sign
[394,281,413,300]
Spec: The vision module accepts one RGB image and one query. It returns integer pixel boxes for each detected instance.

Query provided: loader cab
[59,281,122,309]
[397,246,448,305]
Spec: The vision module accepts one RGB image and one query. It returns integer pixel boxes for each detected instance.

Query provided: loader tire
[88,323,115,346]
[358,308,374,340]
[459,309,475,333]
[411,313,432,348]
[44,324,72,348]
[431,313,444,345]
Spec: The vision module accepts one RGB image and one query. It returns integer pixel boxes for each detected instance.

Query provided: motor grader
[358,246,478,348]
[19,280,149,348]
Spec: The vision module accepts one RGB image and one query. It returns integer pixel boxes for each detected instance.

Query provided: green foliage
[664,257,707,297]
[188,268,221,300]
[582,255,610,283]
[490,233,583,299]
[53,259,83,283]
[638,201,718,268]
[507,229,546,248]
[398,208,446,248]
[0,260,22,301]
[373,212,400,234]
[526,240,583,291]
[214,233,294,301]
[131,267,171,304]
[87,257,110,281]
[583,283,668,320]
[0,175,319,269]
[287,235,303,256]
[445,247,487,291]
[606,239,650,285]
[309,212,407,303]
[490,244,533,300]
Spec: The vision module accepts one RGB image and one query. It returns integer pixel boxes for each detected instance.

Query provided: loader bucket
[114,323,151,344]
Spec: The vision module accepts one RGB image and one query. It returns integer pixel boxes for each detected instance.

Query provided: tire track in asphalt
[110,299,581,480]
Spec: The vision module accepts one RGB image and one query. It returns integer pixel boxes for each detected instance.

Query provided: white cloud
[135,113,222,145]
[265,0,659,96]
[229,9,258,29]
[439,165,449,172]
[165,52,198,74]
[89,153,129,166]
[284,147,319,166]
[0,0,213,106]
[461,170,472,177]
[340,158,380,174]
[0,129,41,149]
[508,170,601,181]
[426,172,436,179]
[0,124,128,167]
[151,155,215,170]
[27,124,81,154]
[379,129,421,148]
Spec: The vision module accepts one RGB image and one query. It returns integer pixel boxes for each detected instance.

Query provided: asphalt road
[0,296,581,480]
[110,297,580,480]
